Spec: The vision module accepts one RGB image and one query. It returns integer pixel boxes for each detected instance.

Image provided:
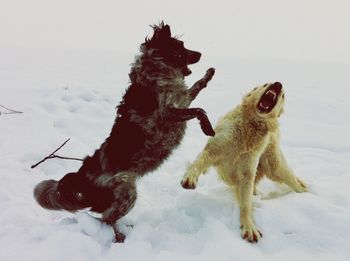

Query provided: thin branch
[31,138,84,169]
[48,138,71,156]
[53,155,85,161]
[0,105,23,115]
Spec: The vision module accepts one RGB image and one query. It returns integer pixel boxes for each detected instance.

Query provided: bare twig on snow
[31,138,84,169]
[0,105,23,115]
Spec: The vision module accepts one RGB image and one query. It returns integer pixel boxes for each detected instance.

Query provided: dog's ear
[145,23,172,47]
[151,24,171,42]
[159,24,171,39]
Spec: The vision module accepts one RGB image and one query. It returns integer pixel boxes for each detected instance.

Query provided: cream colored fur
[181,83,307,243]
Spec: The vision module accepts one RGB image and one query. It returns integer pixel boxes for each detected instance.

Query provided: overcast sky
[1,0,350,63]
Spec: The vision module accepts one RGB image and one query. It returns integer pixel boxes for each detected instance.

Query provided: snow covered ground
[0,46,350,261]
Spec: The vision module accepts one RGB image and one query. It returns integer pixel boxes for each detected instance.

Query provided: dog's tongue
[182,67,192,76]
[260,92,275,109]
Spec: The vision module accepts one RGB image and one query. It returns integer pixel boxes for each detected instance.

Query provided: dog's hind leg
[102,191,137,242]
[260,145,308,193]
[100,175,138,243]
[254,165,265,196]
[189,68,215,101]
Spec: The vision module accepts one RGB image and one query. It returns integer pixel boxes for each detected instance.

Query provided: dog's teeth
[260,102,269,109]
[266,90,276,98]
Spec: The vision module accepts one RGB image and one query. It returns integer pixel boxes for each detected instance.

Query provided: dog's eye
[76,192,84,201]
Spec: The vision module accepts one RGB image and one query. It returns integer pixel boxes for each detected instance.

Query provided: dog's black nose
[272,82,282,89]
[187,51,201,64]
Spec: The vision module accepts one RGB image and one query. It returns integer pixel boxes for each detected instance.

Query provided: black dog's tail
[34,180,62,210]
[34,179,83,212]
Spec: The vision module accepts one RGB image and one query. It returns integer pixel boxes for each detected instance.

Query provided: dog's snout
[187,51,201,64]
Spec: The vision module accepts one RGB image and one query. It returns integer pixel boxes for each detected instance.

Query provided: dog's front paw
[193,108,215,136]
[295,178,308,193]
[200,120,215,137]
[240,222,263,243]
[181,175,198,189]
[204,68,215,82]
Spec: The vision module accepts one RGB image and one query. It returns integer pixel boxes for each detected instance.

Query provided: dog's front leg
[237,171,263,243]
[166,108,215,136]
[189,68,215,101]
[181,150,213,189]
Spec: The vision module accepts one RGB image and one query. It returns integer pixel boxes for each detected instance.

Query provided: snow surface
[1,46,350,261]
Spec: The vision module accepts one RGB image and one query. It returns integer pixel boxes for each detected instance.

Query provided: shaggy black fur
[34,22,216,242]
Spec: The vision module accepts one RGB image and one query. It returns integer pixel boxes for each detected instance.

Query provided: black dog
[34,22,215,242]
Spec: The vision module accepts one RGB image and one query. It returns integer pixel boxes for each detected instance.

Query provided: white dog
[181,82,308,243]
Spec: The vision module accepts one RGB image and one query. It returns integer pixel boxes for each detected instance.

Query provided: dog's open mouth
[257,82,283,113]
[182,51,201,76]
[182,66,192,76]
